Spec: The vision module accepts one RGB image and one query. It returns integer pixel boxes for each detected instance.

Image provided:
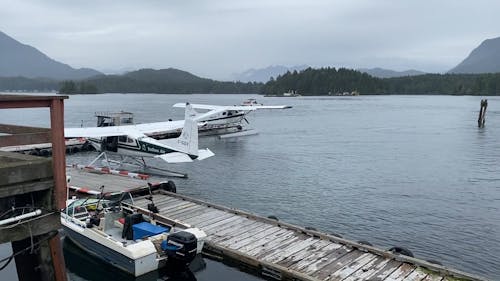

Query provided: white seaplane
[65,103,214,177]
[146,102,292,139]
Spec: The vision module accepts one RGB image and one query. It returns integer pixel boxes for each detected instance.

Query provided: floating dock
[0,135,88,155]
[67,168,486,281]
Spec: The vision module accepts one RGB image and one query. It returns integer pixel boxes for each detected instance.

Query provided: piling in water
[478,99,488,128]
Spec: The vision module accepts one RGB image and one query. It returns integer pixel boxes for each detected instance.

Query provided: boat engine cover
[163,231,197,264]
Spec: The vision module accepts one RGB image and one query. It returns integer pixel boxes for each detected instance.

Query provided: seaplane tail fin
[154,152,194,163]
[160,103,199,157]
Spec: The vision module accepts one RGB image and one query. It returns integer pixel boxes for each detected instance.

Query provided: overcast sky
[1,0,499,80]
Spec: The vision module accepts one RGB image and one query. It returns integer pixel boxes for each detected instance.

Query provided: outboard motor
[161,231,198,265]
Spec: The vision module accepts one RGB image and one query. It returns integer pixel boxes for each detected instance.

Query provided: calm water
[1,93,499,280]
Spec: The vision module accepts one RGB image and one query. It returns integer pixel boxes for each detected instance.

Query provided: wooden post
[478,99,488,128]
[49,98,68,281]
[0,95,68,281]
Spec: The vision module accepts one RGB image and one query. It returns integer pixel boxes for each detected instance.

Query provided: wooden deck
[65,168,486,281]
[124,190,486,281]
[67,166,148,191]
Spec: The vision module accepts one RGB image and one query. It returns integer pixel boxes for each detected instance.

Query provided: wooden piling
[478,99,488,128]
[0,95,69,281]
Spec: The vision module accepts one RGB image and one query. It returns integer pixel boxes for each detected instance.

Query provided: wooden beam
[50,98,66,210]
[0,100,51,109]
[0,178,53,198]
[0,132,52,146]
[0,213,60,244]
[49,234,67,281]
[0,153,52,187]
[0,124,49,134]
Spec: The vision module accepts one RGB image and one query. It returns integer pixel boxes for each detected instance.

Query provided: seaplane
[64,103,214,178]
[166,102,292,138]
[86,102,292,140]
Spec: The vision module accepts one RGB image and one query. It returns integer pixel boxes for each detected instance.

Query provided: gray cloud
[1,0,499,79]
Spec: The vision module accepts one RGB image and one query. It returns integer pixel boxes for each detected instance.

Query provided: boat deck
[66,168,485,281]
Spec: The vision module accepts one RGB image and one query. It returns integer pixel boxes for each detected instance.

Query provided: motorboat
[60,193,206,277]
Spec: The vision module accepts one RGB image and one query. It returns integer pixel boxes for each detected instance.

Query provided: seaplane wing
[173,103,291,112]
[132,120,185,134]
[173,103,255,112]
[65,125,137,138]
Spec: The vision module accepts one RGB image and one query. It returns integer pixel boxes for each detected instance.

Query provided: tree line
[260,67,500,95]
[2,67,500,95]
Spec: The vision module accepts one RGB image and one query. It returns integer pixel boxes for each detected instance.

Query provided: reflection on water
[63,237,262,281]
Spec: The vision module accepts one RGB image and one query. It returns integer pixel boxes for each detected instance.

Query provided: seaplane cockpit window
[127,137,134,143]
[222,112,227,115]
[118,136,127,142]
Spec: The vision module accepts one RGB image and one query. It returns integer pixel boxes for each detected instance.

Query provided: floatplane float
[61,188,206,277]
[65,103,214,178]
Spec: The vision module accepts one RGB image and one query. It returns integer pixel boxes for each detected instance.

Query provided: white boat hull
[61,216,160,276]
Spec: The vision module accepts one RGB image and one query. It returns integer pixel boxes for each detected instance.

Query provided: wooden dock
[126,191,486,281]
[67,168,486,281]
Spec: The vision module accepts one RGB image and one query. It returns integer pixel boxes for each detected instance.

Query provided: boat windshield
[63,192,134,217]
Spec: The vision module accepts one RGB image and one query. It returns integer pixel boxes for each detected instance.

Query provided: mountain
[358,67,426,78]
[59,68,262,94]
[122,68,207,84]
[231,65,308,82]
[449,37,500,74]
[0,30,102,80]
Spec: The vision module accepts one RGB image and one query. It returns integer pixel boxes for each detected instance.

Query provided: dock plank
[196,213,240,229]
[420,274,443,281]
[166,204,203,217]
[236,228,294,253]
[159,201,194,213]
[202,216,248,233]
[163,202,199,216]
[292,245,352,274]
[209,220,262,242]
[402,268,428,281]
[168,205,208,220]
[215,223,276,246]
[365,259,402,281]
[249,233,305,258]
[206,218,257,239]
[261,236,319,263]
[174,206,216,221]
[342,256,392,281]
[182,209,229,225]
[276,239,334,268]
[310,250,366,280]
[226,226,284,250]
[383,263,416,281]
[325,253,378,281]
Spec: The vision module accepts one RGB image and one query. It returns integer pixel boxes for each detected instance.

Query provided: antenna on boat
[147,183,159,213]
[95,185,105,213]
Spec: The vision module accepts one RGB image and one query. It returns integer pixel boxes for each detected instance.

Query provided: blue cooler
[132,222,170,240]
